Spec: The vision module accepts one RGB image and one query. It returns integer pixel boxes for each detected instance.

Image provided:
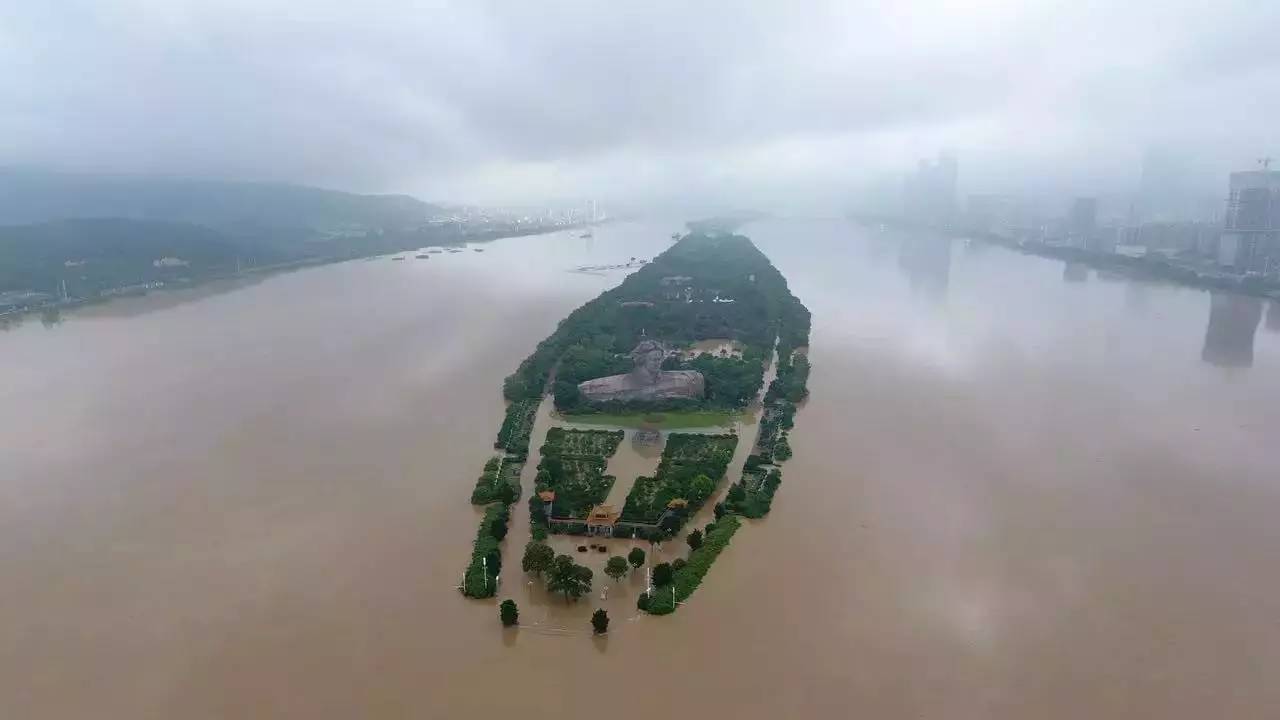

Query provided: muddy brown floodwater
[3,219,1279,719]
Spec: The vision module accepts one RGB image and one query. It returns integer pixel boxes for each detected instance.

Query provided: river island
[459,229,812,632]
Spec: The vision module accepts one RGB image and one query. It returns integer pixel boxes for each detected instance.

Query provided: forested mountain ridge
[0,219,263,297]
[0,169,450,300]
[0,168,437,228]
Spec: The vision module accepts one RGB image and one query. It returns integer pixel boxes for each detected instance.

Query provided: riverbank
[0,222,598,324]
[852,214,1280,299]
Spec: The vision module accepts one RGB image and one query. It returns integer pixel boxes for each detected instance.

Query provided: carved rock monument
[577,339,705,404]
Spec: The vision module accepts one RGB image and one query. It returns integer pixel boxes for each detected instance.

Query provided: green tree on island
[688,474,716,505]
[490,513,509,541]
[546,555,593,603]
[522,541,554,575]
[653,562,673,587]
[605,556,629,582]
[552,380,580,408]
[496,480,517,505]
[686,529,704,551]
[627,547,646,569]
[499,599,519,627]
[591,608,610,635]
[775,433,793,461]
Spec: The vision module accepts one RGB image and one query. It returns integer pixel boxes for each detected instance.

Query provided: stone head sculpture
[630,339,665,384]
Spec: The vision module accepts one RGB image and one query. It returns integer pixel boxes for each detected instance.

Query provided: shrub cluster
[494,399,539,458]
[470,456,521,505]
[461,503,511,598]
[725,468,782,518]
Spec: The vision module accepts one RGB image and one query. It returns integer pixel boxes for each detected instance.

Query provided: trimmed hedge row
[470,456,522,505]
[725,468,782,518]
[494,399,539,458]
[461,503,510,598]
[463,398,540,595]
[753,400,795,462]
[766,353,810,404]
[645,514,742,614]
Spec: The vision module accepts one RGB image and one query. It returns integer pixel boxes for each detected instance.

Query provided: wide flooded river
[3,219,1279,718]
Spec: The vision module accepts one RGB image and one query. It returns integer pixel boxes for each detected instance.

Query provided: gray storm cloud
[3,0,1278,210]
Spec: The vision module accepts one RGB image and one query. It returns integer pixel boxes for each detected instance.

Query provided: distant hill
[0,168,439,230]
[0,218,262,298]
[0,169,581,302]
[0,169,456,298]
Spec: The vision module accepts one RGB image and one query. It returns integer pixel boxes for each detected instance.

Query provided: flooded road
[3,219,1279,718]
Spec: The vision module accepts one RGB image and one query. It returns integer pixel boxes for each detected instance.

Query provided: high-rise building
[903,153,958,228]
[1219,168,1280,273]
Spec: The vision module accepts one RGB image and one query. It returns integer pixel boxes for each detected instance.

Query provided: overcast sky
[3,0,1278,212]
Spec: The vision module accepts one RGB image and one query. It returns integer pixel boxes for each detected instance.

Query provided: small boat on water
[473,248,484,253]
[391,256,406,261]
[427,248,443,254]
[447,248,463,254]
[415,254,430,259]
[580,231,593,238]
[671,232,681,240]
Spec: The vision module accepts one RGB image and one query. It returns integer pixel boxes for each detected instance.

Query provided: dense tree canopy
[546,555,593,603]
[653,562,674,587]
[522,541,554,575]
[461,503,510,598]
[605,556,629,582]
[627,547,646,569]
[591,609,610,635]
[502,233,809,412]
[499,599,519,627]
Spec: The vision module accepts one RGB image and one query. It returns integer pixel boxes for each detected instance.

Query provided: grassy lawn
[559,409,740,430]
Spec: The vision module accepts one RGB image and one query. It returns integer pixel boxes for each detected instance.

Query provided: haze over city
[4,0,1278,211]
